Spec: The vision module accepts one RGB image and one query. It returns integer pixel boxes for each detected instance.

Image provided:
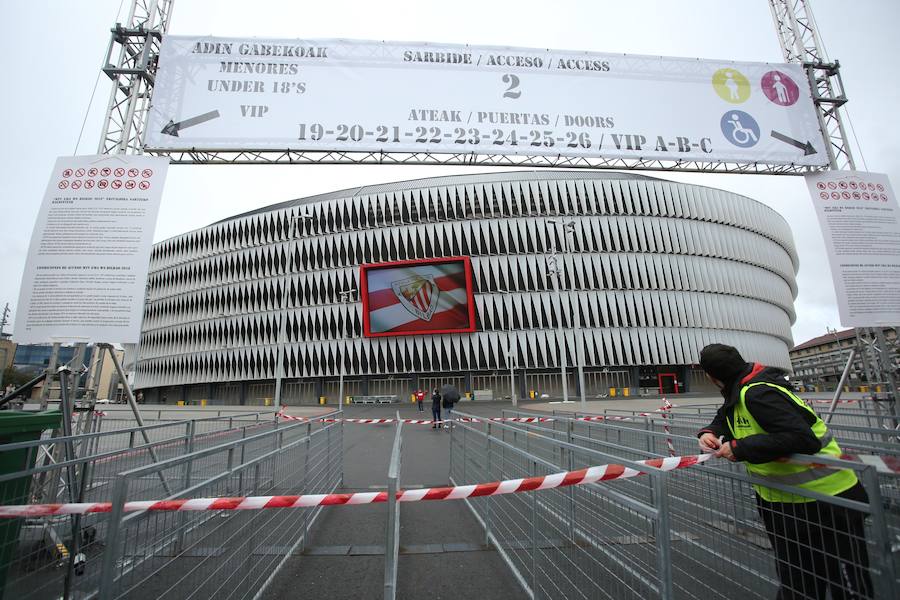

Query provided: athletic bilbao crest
[391,275,440,321]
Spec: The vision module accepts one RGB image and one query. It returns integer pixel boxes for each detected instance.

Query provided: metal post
[652,473,674,600]
[98,476,129,600]
[531,458,540,600]
[547,253,569,404]
[58,367,83,600]
[99,343,172,494]
[559,221,587,408]
[825,348,855,422]
[860,466,897,599]
[484,422,492,547]
[337,288,356,411]
[508,344,517,407]
[40,342,61,408]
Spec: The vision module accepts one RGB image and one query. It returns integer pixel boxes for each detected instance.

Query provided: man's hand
[699,432,721,452]
[715,441,737,462]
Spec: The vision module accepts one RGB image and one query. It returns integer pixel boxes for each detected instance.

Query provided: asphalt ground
[261,401,526,600]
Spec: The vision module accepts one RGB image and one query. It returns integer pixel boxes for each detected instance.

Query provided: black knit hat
[699,344,747,384]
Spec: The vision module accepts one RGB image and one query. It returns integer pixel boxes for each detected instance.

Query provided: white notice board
[806,171,900,327]
[14,155,169,344]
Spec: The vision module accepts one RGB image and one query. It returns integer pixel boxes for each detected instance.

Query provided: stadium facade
[135,171,798,405]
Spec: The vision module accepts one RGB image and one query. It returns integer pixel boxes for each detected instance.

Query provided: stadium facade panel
[135,171,798,404]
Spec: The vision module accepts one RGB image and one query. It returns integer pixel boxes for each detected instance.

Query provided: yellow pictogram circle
[712,68,750,104]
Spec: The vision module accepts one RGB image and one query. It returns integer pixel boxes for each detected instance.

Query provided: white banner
[806,171,900,327]
[14,155,169,344]
[145,36,827,166]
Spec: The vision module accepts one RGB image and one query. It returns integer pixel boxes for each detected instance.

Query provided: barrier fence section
[0,412,291,600]
[491,408,899,599]
[0,410,342,600]
[96,414,343,600]
[384,413,402,600]
[450,409,675,599]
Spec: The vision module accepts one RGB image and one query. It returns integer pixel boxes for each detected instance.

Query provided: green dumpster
[0,410,62,598]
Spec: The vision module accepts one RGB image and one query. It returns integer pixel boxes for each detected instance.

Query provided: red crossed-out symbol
[819,192,828,200]
[141,169,153,178]
[75,168,85,177]
[139,181,150,190]
[84,180,95,189]
[125,180,136,190]
[841,191,850,200]
[827,182,837,190]
[128,168,139,177]
[62,168,73,178]
[838,181,848,189]
[114,168,125,177]
[88,168,98,177]
[849,181,858,190]
[881,193,888,201]
[72,180,82,190]
[867,183,876,190]
[98,180,109,189]
[58,180,69,189]
[852,192,861,200]
[877,184,885,192]
[831,192,840,200]
[101,167,111,176]
[862,192,871,200]
[112,180,123,189]
[816,182,826,190]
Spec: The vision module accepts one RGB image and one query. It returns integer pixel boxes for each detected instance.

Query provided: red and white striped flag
[365,262,472,334]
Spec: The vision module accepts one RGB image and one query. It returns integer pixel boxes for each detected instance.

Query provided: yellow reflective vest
[726,382,857,503]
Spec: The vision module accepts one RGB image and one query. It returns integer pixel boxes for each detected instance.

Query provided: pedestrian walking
[441,384,460,427]
[431,388,442,429]
[696,343,872,600]
[415,388,426,412]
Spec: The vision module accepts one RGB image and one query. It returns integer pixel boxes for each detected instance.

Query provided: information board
[14,155,169,344]
[806,171,900,327]
[146,36,827,166]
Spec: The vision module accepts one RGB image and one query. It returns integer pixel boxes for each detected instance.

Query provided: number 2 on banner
[502,74,521,99]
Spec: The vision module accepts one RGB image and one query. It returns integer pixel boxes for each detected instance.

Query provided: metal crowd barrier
[452,408,899,599]
[384,412,402,600]
[0,410,342,600]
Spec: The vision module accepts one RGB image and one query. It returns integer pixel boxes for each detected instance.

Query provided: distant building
[789,328,898,391]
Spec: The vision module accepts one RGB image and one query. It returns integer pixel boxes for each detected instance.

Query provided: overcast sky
[1,0,898,348]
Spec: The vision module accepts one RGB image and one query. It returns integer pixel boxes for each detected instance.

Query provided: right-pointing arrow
[770,130,817,155]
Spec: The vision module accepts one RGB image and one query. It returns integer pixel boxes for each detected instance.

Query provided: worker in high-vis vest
[696,344,872,600]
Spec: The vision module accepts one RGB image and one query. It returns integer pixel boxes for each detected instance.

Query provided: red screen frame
[360,256,476,338]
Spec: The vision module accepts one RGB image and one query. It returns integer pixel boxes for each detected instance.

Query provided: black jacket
[699,362,822,464]
[431,392,442,411]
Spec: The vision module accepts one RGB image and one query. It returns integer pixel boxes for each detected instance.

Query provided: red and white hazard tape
[277,409,555,426]
[839,453,900,474]
[661,399,675,457]
[0,453,712,518]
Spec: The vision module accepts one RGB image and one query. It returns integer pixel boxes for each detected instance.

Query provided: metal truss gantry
[100,0,841,175]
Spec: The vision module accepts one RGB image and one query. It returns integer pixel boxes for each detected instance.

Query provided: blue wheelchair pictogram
[720,110,760,148]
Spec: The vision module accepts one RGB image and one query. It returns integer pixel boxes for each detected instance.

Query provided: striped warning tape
[276,409,554,426]
[838,453,900,474]
[0,454,713,518]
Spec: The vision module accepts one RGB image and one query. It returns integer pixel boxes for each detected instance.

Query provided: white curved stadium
[135,171,798,405]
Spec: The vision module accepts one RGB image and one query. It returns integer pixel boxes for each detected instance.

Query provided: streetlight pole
[507,345,517,407]
[548,219,587,407]
[337,288,356,410]
[273,212,311,411]
[545,251,569,404]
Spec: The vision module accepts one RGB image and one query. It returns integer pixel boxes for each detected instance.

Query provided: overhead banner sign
[805,171,900,327]
[145,36,827,166]
[14,155,169,344]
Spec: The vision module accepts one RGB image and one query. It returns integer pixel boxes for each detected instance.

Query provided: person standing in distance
[431,388,442,429]
[697,343,872,600]
[415,388,426,412]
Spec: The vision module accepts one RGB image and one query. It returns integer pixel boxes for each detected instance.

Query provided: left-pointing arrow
[770,130,817,155]
[161,110,221,137]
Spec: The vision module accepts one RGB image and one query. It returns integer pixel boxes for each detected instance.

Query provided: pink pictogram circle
[139,181,150,190]
[125,180,136,189]
[112,180,122,189]
[760,70,800,106]
[58,180,69,189]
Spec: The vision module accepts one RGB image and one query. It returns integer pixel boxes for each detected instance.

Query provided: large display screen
[361,257,476,337]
